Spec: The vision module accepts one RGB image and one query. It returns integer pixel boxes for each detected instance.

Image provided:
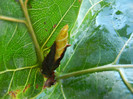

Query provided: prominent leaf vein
[0,64,38,75]
[30,69,38,97]
[60,84,66,99]
[3,71,15,98]
[0,16,26,24]
[41,0,77,50]
[22,68,32,96]
[118,69,133,93]
[6,24,18,46]
[113,33,133,64]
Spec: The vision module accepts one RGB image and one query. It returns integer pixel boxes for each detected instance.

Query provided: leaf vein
[6,24,18,47]
[60,84,66,99]
[41,0,77,49]
[0,64,38,75]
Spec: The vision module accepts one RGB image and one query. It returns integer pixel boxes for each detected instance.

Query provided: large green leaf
[38,0,133,99]
[0,0,81,98]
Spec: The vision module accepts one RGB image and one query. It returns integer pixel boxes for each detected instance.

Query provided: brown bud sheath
[42,25,70,79]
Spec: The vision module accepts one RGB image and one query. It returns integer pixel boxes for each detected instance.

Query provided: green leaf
[0,0,81,98]
[40,0,133,98]
[28,0,81,48]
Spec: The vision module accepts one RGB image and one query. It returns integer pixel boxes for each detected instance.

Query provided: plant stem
[57,64,133,80]
[19,0,43,63]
